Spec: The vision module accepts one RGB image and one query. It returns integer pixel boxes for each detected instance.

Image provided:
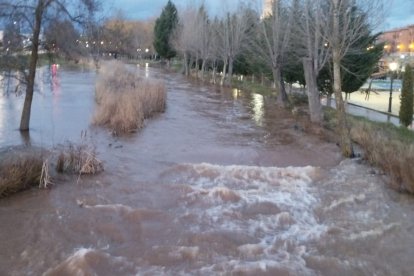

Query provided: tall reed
[93,61,166,135]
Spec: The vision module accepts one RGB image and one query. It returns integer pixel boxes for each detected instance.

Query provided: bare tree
[209,17,223,84]
[44,19,84,61]
[173,5,198,76]
[325,0,383,157]
[101,14,135,57]
[215,6,252,86]
[3,18,23,53]
[130,20,155,59]
[0,0,98,131]
[194,5,212,80]
[298,0,331,123]
[213,16,230,85]
[255,0,296,107]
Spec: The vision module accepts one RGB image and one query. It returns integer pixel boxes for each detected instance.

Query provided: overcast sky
[102,0,414,31]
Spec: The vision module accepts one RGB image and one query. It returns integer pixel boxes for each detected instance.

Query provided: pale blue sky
[102,0,414,31]
[384,0,414,30]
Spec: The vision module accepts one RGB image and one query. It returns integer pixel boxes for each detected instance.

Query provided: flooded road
[1,65,414,275]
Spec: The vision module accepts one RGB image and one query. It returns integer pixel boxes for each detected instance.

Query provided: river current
[0,65,413,275]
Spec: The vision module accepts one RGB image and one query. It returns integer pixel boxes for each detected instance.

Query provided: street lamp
[388,61,398,113]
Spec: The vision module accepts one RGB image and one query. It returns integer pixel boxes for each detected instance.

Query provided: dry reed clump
[92,61,166,135]
[0,135,104,198]
[40,159,53,189]
[351,121,414,193]
[55,142,103,175]
[0,149,44,198]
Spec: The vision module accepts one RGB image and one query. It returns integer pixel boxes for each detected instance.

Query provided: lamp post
[388,61,398,113]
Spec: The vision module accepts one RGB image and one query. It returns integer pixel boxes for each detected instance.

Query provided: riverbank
[323,107,414,192]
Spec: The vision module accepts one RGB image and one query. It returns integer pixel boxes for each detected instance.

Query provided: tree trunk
[332,1,354,158]
[221,59,227,86]
[189,56,194,75]
[272,66,288,107]
[20,2,43,131]
[303,58,322,123]
[212,61,217,84]
[226,57,234,86]
[333,52,354,157]
[327,93,332,107]
[195,55,199,78]
[184,52,189,76]
[201,59,207,81]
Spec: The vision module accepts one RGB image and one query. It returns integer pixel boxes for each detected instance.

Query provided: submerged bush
[93,61,166,135]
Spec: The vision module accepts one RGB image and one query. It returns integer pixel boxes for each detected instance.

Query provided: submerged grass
[324,107,414,193]
[0,135,103,198]
[55,142,103,175]
[0,149,44,198]
[93,61,166,135]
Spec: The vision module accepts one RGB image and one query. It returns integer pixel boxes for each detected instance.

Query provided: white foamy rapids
[309,159,408,273]
[44,248,136,275]
[319,159,402,239]
[324,193,366,211]
[165,163,325,274]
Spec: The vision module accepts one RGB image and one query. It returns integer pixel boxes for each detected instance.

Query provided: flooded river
[1,65,414,275]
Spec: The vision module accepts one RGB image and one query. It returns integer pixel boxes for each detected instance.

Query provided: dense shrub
[399,64,413,127]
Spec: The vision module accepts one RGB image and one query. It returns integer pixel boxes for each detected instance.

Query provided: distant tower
[262,0,273,18]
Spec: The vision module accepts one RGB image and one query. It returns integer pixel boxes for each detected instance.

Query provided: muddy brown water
[1,65,414,275]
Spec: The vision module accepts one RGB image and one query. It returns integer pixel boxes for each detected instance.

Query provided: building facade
[262,0,273,18]
[378,25,414,56]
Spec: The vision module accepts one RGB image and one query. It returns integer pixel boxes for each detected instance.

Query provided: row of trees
[1,14,155,62]
[154,0,385,157]
[82,14,155,60]
[0,1,157,132]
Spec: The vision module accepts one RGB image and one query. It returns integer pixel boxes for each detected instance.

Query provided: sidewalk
[322,96,413,130]
[344,90,401,116]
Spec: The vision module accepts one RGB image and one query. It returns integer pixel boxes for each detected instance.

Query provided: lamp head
[389,62,398,72]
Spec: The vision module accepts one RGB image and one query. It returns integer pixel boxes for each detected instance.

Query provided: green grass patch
[239,81,275,96]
